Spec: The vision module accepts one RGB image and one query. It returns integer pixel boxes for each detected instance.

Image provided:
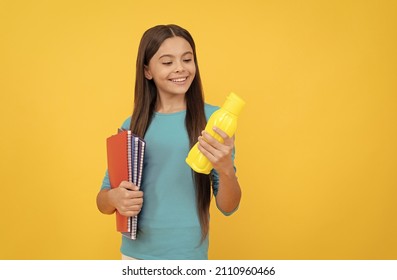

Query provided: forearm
[197,127,241,213]
[96,188,116,215]
[215,168,242,213]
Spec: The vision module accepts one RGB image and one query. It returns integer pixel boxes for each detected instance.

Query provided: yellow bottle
[186,92,246,174]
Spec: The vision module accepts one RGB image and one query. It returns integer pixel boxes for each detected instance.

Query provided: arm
[96,181,144,217]
[197,127,242,213]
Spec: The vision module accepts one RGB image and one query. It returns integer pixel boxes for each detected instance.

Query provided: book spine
[127,131,132,233]
[137,141,146,188]
[127,131,132,183]
[133,137,139,186]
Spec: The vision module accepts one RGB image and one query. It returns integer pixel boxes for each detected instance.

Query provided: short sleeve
[100,170,111,190]
[121,117,131,130]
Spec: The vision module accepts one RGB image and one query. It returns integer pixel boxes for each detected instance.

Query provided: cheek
[151,69,168,81]
[189,64,197,76]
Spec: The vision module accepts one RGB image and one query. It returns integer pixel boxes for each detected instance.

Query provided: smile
[170,77,187,83]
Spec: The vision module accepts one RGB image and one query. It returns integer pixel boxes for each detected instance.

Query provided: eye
[183,58,192,63]
[162,61,172,65]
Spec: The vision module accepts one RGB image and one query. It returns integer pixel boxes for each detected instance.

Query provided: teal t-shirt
[101,104,231,260]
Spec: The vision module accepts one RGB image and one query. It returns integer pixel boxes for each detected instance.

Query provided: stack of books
[106,130,146,239]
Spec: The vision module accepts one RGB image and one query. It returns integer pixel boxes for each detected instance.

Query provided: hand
[197,126,235,175]
[108,181,143,217]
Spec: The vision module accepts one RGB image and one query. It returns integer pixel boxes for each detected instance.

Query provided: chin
[172,85,193,95]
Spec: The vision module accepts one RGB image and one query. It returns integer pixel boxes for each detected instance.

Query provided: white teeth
[172,77,187,82]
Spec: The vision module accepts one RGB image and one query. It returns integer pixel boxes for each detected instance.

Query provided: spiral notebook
[106,129,146,240]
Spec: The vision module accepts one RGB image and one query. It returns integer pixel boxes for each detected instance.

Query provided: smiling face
[144,36,196,98]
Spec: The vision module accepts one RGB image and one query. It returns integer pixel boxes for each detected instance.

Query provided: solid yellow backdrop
[0,0,396,259]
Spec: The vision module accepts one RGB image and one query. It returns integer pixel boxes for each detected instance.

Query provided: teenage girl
[96,24,241,260]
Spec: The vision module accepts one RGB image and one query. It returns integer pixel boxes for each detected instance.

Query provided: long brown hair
[130,24,211,240]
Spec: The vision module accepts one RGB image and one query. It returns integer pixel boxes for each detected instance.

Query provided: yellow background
[1,0,396,259]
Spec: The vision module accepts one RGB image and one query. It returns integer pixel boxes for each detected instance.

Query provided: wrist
[105,189,117,213]
[217,166,237,179]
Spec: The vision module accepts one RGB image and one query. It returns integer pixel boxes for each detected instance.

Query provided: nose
[174,61,185,73]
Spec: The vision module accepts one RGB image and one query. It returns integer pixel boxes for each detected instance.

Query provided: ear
[144,65,153,80]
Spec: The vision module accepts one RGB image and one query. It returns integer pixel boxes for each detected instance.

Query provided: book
[106,130,146,239]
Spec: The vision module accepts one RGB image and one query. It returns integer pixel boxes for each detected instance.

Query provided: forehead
[154,36,193,57]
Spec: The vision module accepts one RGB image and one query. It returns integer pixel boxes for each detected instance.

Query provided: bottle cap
[223,92,246,116]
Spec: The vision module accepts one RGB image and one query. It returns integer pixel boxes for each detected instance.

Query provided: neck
[155,94,186,113]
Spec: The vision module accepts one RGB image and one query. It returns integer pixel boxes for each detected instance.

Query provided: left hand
[197,126,235,174]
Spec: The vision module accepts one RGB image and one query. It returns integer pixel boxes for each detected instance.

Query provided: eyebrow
[159,51,193,59]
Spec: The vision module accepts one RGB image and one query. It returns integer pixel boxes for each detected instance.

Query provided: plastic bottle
[185,92,245,174]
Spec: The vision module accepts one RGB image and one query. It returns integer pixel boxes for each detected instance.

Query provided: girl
[96,24,241,260]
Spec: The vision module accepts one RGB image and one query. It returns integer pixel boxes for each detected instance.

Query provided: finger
[199,137,232,160]
[201,131,224,150]
[199,133,230,158]
[131,197,143,206]
[201,132,233,157]
[130,190,144,199]
[198,136,215,154]
[212,126,229,140]
[212,126,235,146]
[198,133,235,167]
[119,197,143,211]
[197,137,217,161]
[123,190,144,200]
[119,181,139,191]
[120,208,141,217]
[122,198,143,208]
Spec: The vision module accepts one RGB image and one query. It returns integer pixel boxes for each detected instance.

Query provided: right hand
[108,181,143,217]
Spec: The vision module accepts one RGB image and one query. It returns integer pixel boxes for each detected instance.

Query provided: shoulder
[204,103,219,119]
[120,117,131,130]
